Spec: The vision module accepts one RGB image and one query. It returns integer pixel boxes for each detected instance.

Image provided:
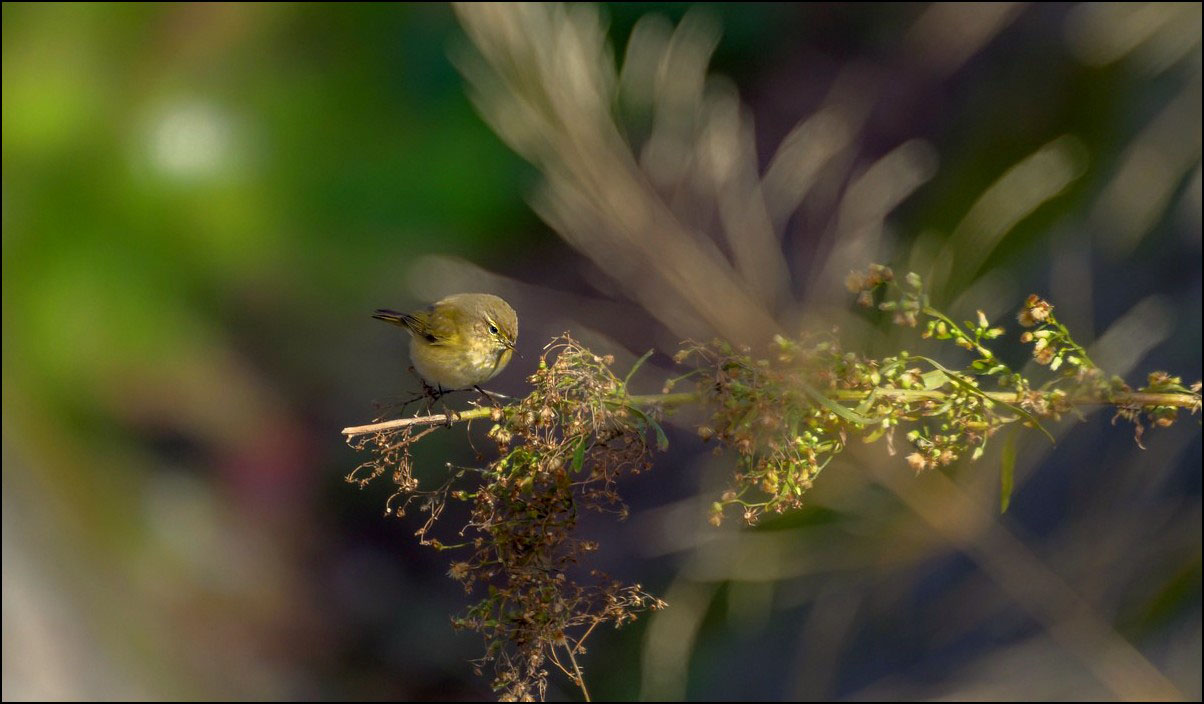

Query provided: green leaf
[1000,429,1017,513]
[855,388,880,415]
[799,379,877,425]
[571,436,587,473]
[921,369,949,390]
[862,426,886,443]
[628,406,670,451]
[623,349,655,389]
[650,418,669,451]
[914,355,1054,445]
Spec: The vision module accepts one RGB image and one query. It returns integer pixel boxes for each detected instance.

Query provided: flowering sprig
[678,264,1200,522]
[1017,294,1095,372]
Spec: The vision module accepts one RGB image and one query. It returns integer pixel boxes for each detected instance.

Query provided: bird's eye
[489,324,499,335]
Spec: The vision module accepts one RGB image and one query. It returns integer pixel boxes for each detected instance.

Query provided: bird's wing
[372,307,453,345]
[420,301,461,345]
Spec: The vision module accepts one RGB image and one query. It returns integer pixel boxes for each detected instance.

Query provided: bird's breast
[409,337,511,389]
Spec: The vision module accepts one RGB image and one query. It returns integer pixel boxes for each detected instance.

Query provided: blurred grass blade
[1000,428,1017,513]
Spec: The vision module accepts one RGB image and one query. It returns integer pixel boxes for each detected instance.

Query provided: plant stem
[341,392,699,437]
[564,642,591,702]
[341,389,1197,437]
[824,389,1201,407]
[342,407,493,436]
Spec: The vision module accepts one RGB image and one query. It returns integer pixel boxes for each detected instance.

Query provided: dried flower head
[1018,294,1053,327]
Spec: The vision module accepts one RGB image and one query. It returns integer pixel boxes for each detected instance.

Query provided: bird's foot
[473,386,509,408]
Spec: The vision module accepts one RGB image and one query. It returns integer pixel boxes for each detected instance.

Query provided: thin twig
[547,647,577,683]
[341,392,700,437]
[573,619,602,655]
[563,641,591,703]
[342,407,492,436]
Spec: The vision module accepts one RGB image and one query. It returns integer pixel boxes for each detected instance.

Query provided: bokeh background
[3,2,1200,700]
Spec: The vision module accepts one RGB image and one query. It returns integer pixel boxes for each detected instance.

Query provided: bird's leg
[389,394,427,418]
[373,394,417,418]
[402,367,468,425]
[412,370,448,416]
[422,386,441,416]
[473,386,508,408]
[397,366,435,415]
[375,369,435,418]
[437,389,461,428]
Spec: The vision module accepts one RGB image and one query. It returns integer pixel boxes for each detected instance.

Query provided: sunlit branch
[341,389,1197,437]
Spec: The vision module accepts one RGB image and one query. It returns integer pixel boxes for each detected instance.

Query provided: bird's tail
[372,309,418,331]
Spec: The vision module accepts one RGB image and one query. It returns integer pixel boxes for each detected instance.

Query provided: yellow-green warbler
[373,293,518,391]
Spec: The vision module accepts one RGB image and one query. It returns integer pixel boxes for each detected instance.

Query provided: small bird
[373,293,518,394]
